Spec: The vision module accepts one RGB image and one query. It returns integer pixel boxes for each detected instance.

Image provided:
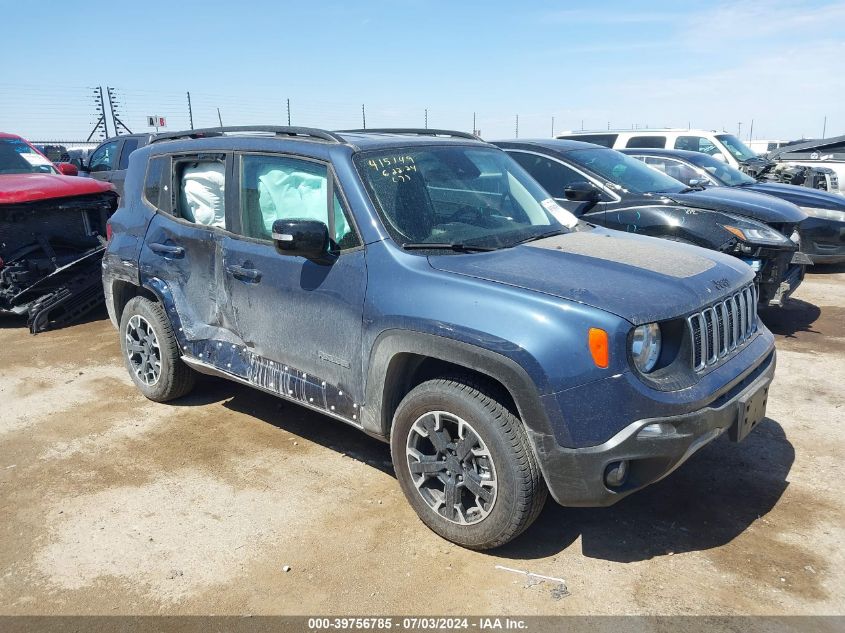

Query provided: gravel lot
[0,266,843,616]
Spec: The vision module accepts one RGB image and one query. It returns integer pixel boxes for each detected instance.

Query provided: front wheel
[391,376,547,549]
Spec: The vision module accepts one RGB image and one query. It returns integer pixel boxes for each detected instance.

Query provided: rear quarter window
[143,156,173,213]
[625,136,667,149]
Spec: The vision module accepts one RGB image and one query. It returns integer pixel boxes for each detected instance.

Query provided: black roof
[769,133,845,159]
[491,138,610,153]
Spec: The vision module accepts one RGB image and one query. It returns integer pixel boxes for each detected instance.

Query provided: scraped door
[221,152,367,422]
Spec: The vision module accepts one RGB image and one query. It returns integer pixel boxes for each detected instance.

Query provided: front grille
[687,284,757,371]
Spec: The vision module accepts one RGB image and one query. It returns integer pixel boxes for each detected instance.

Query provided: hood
[663,187,807,224]
[743,182,845,211]
[0,173,114,204]
[428,227,754,324]
[666,186,806,224]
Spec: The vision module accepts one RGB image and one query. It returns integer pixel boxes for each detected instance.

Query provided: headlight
[799,206,845,223]
[720,214,792,246]
[631,323,661,373]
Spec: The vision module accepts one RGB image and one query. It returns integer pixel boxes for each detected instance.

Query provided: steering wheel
[453,204,483,224]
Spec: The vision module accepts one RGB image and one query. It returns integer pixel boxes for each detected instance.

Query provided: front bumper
[531,348,776,507]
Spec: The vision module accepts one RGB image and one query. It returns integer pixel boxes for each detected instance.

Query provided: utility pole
[424,108,428,129]
[187,92,194,130]
[822,115,827,138]
[217,108,223,126]
[287,99,291,126]
[748,118,754,141]
[473,112,477,136]
[737,122,742,138]
[362,104,366,129]
[581,119,584,130]
[106,87,132,135]
[551,116,555,137]
[86,86,109,141]
[515,114,519,138]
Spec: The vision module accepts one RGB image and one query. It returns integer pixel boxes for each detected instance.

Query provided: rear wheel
[391,375,547,549]
[119,296,195,402]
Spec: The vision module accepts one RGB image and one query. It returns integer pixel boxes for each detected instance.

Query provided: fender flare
[362,329,553,441]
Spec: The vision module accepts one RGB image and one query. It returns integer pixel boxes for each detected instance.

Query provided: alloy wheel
[406,411,497,525]
[125,315,162,386]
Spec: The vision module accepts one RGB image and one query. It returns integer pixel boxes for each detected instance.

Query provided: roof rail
[336,128,481,140]
[150,125,346,144]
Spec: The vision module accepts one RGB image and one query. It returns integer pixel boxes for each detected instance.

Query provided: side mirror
[564,181,601,202]
[688,178,708,187]
[272,219,331,261]
[56,162,79,177]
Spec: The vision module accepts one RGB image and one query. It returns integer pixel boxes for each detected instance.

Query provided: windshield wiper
[512,229,569,246]
[678,185,707,193]
[401,242,498,252]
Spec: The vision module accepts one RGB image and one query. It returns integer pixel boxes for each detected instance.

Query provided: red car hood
[0,173,114,204]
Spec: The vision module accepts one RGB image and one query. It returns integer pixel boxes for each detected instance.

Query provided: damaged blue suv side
[103,126,776,549]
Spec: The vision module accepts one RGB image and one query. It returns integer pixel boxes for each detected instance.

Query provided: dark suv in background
[82,133,153,196]
[103,126,776,549]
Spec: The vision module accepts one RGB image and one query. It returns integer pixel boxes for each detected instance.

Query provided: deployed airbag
[181,163,225,228]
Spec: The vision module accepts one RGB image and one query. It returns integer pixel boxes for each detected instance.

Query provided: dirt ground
[0,266,843,616]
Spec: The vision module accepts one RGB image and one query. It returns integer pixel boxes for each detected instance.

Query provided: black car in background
[494,139,809,306]
[621,148,845,264]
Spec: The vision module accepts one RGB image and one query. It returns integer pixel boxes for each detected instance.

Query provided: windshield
[716,134,757,162]
[0,138,58,175]
[566,148,686,194]
[684,152,756,186]
[355,146,577,250]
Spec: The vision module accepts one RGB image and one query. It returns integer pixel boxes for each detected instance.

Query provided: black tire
[391,375,547,550]
[119,296,195,402]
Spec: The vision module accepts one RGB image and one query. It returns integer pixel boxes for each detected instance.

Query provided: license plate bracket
[730,380,770,442]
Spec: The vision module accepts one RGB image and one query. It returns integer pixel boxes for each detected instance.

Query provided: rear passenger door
[139,151,240,347]
[220,152,367,421]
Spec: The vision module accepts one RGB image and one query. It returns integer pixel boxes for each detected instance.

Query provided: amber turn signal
[588,327,609,368]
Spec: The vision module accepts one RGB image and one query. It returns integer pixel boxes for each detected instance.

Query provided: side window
[143,156,172,213]
[508,152,584,198]
[89,140,119,172]
[118,138,140,170]
[674,135,720,155]
[176,156,226,228]
[239,154,359,250]
[625,136,667,149]
[644,157,699,185]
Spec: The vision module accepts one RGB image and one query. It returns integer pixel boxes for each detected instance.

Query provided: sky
[1,0,843,143]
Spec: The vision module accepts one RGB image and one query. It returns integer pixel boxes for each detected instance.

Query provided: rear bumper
[531,345,776,507]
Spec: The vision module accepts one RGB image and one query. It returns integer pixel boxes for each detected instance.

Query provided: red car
[0,133,118,332]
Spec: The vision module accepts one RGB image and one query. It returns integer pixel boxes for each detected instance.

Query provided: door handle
[226,264,262,282]
[149,243,185,257]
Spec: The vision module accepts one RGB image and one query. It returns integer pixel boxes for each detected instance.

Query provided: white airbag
[182,163,225,228]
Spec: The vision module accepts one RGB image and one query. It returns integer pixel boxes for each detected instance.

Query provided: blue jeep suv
[102,126,776,549]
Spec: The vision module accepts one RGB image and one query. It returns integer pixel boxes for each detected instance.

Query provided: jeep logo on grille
[712,278,731,290]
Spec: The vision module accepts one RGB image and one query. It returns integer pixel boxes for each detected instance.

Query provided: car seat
[390,176,435,241]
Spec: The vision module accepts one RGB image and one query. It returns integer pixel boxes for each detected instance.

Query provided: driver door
[220,152,367,417]
[87,139,119,184]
